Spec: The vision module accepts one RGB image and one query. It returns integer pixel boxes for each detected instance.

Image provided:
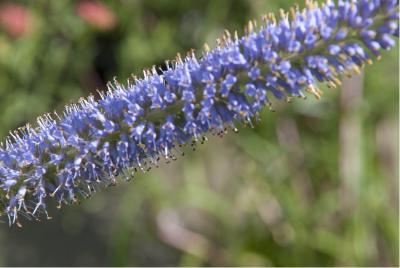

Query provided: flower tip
[246,20,254,33]
[352,65,362,75]
[307,85,323,100]
[203,43,210,53]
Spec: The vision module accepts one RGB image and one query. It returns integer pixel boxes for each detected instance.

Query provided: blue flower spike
[0,0,398,226]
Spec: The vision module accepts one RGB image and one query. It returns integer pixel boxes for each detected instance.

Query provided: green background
[0,0,398,266]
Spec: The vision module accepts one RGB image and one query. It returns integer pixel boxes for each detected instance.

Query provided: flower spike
[0,0,398,226]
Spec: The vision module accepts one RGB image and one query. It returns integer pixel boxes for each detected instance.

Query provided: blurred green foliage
[0,0,398,266]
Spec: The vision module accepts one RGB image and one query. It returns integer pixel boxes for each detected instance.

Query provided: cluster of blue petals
[0,0,398,225]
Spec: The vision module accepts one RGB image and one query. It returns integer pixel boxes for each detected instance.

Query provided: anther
[203,43,210,53]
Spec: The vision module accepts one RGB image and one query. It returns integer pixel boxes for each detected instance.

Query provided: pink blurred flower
[76,0,117,31]
[0,3,32,38]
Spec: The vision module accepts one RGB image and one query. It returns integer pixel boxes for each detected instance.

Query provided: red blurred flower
[0,3,32,38]
[76,0,117,31]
